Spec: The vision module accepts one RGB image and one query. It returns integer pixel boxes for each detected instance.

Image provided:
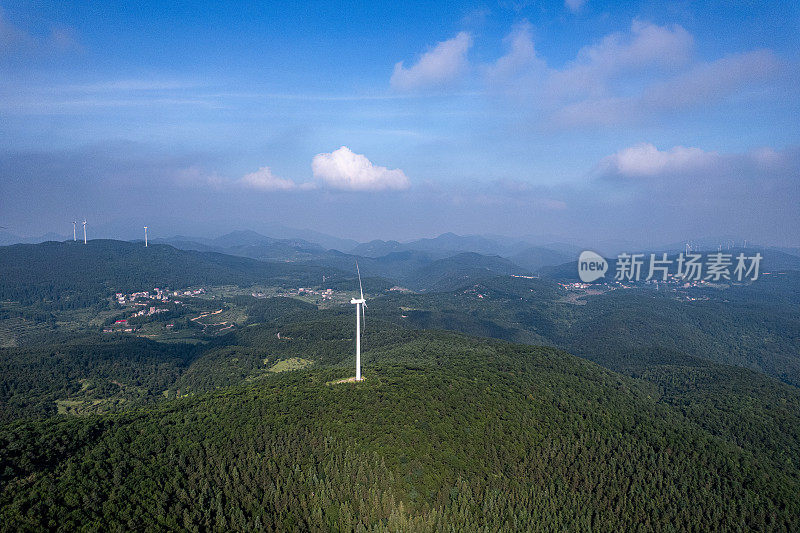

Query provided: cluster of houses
[559,275,724,298]
[560,282,592,290]
[296,287,334,300]
[173,288,205,297]
[114,287,205,306]
[104,319,136,333]
[132,306,170,317]
[104,286,202,333]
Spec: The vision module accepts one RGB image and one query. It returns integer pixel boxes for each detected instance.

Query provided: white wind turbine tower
[73,221,77,241]
[82,220,87,244]
[144,226,148,247]
[350,261,367,381]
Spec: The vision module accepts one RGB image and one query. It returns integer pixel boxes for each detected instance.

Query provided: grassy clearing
[55,398,128,415]
[268,357,313,373]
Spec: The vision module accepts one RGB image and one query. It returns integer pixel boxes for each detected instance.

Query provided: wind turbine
[82,220,87,244]
[350,261,367,381]
[144,226,148,247]
[73,221,77,241]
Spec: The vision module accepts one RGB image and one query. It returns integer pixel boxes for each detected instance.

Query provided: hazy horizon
[0,222,791,257]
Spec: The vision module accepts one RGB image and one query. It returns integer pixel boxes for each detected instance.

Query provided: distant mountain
[580,238,649,257]
[154,231,327,262]
[0,231,70,246]
[150,236,218,252]
[253,222,359,252]
[211,229,278,247]
[150,233,533,288]
[0,240,340,308]
[89,218,360,253]
[753,248,800,271]
[349,233,565,267]
[533,241,584,257]
[348,239,403,257]
[402,252,529,291]
[509,246,573,272]
[660,235,749,253]
[771,246,800,258]
[225,241,326,262]
[299,249,435,282]
[405,232,512,255]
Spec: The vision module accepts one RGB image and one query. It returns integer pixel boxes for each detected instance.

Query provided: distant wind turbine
[144,226,148,247]
[82,220,87,244]
[350,261,367,381]
[73,221,77,241]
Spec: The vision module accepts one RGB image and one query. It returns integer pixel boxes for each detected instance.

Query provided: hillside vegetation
[2,240,799,531]
[2,327,799,531]
[369,275,800,386]
[0,240,335,310]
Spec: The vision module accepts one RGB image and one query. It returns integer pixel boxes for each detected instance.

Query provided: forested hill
[0,240,339,308]
[1,325,799,530]
[367,274,800,387]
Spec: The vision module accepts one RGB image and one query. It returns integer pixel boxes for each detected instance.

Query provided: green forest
[1,240,799,531]
[3,327,800,531]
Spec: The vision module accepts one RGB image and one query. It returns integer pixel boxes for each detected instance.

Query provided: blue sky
[1,0,798,246]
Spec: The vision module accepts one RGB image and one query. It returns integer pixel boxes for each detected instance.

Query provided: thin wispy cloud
[239,167,306,192]
[391,32,473,91]
[211,91,482,101]
[0,83,483,115]
[473,19,785,128]
[63,80,201,92]
[0,7,79,56]
[545,20,694,100]
[483,21,541,81]
[564,0,588,14]
[596,143,717,178]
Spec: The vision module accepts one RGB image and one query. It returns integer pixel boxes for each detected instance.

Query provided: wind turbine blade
[361,303,366,331]
[356,260,364,300]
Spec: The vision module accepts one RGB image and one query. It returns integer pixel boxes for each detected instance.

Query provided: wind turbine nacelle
[350,298,365,304]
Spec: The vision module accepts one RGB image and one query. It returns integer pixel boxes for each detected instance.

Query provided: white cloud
[564,0,588,13]
[312,146,410,191]
[587,144,800,244]
[508,20,785,128]
[640,49,780,111]
[239,166,303,191]
[182,153,410,194]
[547,20,693,100]
[596,143,799,183]
[391,32,472,91]
[597,143,716,178]
[478,19,781,128]
[551,48,781,128]
[484,21,540,80]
